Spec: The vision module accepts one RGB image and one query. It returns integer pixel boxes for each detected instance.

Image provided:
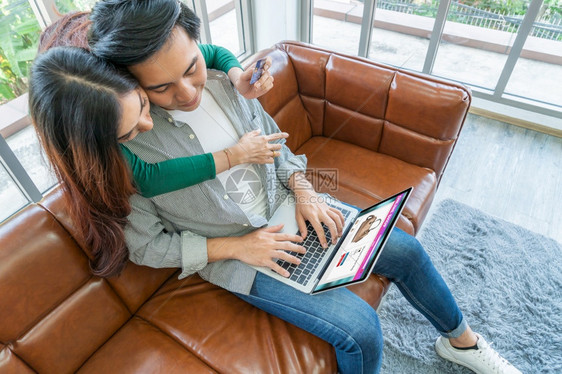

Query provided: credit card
[250,58,266,84]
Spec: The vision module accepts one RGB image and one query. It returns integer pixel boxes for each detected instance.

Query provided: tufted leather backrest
[254,41,470,185]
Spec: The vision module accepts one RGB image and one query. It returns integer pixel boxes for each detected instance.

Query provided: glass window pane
[183,0,195,11]
[0,0,41,105]
[208,0,245,56]
[368,0,434,71]
[0,163,29,221]
[432,0,530,90]
[5,125,57,193]
[504,12,562,107]
[313,0,362,56]
[55,0,97,13]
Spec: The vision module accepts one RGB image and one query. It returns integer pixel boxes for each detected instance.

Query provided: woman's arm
[121,145,215,197]
[122,129,288,198]
[198,43,242,74]
[199,44,273,99]
[241,97,345,248]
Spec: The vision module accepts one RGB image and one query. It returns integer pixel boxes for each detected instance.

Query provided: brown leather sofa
[0,41,470,373]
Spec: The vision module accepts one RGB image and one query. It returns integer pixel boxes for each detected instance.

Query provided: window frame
[344,0,561,118]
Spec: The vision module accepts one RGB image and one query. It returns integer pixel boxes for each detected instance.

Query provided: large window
[208,0,247,56]
[369,0,435,71]
[0,0,54,221]
[432,0,522,90]
[431,0,562,107]
[5,124,56,192]
[0,0,96,105]
[503,8,562,107]
[0,162,29,222]
[55,0,96,12]
[191,0,250,58]
[309,0,561,116]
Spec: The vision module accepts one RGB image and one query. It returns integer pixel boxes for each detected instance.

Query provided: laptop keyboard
[275,202,354,285]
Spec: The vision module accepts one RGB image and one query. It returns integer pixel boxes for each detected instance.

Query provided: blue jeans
[234,228,467,374]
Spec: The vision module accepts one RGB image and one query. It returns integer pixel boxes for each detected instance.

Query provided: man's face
[129,27,207,111]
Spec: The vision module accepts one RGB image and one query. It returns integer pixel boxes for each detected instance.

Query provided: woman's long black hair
[29,47,138,277]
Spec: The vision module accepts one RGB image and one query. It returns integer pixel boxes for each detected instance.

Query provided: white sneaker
[435,333,521,374]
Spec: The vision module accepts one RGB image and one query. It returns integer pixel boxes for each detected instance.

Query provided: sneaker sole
[435,337,481,374]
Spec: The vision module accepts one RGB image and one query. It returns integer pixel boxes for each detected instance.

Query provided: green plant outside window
[0,0,40,104]
[0,0,96,105]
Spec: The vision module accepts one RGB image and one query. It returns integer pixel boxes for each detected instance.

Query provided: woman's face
[117,87,153,143]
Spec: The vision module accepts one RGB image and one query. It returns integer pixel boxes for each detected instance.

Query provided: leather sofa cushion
[82,273,339,373]
[78,317,216,374]
[297,136,437,235]
[38,188,177,314]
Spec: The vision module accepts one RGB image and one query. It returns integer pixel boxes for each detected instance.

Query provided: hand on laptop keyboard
[274,222,333,283]
[292,190,345,248]
[231,223,306,278]
[275,204,355,282]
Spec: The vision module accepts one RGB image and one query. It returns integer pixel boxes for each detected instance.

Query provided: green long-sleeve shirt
[121,44,243,197]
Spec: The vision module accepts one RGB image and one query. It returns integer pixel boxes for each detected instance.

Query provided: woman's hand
[228,224,305,277]
[290,174,345,248]
[229,129,289,165]
[231,57,274,99]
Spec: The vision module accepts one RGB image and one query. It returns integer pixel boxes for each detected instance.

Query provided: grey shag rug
[379,199,562,374]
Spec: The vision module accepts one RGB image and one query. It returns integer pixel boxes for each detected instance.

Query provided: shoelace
[475,341,511,372]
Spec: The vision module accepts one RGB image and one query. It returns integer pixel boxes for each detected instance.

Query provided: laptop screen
[313,188,411,293]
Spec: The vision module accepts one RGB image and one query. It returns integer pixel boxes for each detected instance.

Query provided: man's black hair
[89,0,201,66]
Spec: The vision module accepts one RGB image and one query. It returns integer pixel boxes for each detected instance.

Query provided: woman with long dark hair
[29,47,140,276]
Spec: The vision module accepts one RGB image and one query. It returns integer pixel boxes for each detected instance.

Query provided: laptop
[251,187,413,294]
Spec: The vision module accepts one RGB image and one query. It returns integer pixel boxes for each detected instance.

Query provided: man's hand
[229,57,274,100]
[290,173,345,248]
[210,224,305,278]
